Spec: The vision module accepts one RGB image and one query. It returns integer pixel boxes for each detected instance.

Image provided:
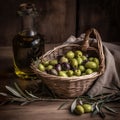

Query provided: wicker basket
[31,28,105,98]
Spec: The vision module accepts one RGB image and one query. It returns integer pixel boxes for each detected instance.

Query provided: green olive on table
[74,105,85,115]
[82,104,92,113]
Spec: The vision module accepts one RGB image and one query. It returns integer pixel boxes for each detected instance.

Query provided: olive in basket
[38,50,100,77]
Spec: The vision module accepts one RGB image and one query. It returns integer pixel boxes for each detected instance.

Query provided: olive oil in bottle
[13,3,44,80]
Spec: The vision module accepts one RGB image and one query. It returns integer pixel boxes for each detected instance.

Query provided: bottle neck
[20,15,37,36]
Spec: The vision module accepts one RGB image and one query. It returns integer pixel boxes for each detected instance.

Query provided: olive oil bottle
[13,3,44,80]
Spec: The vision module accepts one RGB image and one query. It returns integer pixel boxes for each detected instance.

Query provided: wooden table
[0,46,120,120]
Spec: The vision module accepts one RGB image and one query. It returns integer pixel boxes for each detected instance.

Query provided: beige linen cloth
[64,34,120,96]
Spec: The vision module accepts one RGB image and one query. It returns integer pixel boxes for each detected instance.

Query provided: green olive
[81,55,87,61]
[75,50,83,57]
[70,58,78,68]
[89,57,94,61]
[93,64,99,72]
[74,69,81,76]
[49,59,58,66]
[81,73,86,76]
[66,51,75,59]
[38,63,45,72]
[93,57,99,65]
[60,56,69,63]
[77,57,83,65]
[67,70,74,77]
[85,61,97,69]
[42,61,49,67]
[78,65,85,72]
[59,71,68,77]
[85,69,93,74]
[82,104,92,113]
[46,65,53,71]
[74,105,85,115]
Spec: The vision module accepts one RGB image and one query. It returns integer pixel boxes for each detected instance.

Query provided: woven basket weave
[31,28,105,98]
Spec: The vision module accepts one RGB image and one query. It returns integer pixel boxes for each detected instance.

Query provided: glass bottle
[13,3,44,80]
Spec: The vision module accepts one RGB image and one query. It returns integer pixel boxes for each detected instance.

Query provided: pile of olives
[38,50,100,77]
[74,104,92,115]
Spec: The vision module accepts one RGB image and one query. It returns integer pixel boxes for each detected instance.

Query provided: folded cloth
[64,34,120,96]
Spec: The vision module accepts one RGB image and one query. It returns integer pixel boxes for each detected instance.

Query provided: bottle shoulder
[13,33,44,47]
[19,29,37,37]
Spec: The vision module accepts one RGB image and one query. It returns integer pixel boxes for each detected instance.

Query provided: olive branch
[69,83,120,119]
[0,82,72,106]
[0,82,120,119]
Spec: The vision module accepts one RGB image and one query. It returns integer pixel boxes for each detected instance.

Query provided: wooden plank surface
[0,101,120,120]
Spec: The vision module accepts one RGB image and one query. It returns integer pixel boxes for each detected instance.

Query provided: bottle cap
[17,3,38,16]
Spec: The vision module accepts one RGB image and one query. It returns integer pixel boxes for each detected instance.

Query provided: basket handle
[82,28,105,73]
[82,28,100,50]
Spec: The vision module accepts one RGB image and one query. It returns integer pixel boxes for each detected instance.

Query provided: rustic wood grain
[0,0,76,46]
[37,0,76,44]
[77,0,120,42]
[0,102,120,120]
[1,0,120,46]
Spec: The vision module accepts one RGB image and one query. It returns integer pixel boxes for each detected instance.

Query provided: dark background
[0,0,120,46]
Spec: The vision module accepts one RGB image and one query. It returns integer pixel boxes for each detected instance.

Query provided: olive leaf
[14,82,30,99]
[25,90,39,99]
[92,109,98,116]
[94,93,111,98]
[112,97,120,102]
[57,102,68,110]
[99,110,106,118]
[20,101,28,106]
[5,86,23,98]
[103,105,118,114]
[95,104,100,113]
[0,92,8,97]
[70,98,77,113]
[77,98,83,105]
[112,82,120,91]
